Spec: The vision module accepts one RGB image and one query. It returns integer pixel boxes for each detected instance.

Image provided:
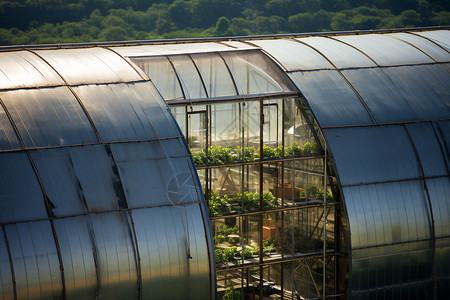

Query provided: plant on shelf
[236,145,259,162]
[208,145,234,165]
[208,191,230,217]
[208,191,278,216]
[223,286,240,300]
[299,186,333,201]
[215,246,237,265]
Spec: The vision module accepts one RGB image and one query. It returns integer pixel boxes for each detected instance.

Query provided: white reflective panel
[114,42,233,57]
[169,55,207,99]
[388,32,450,62]
[325,126,421,186]
[221,50,292,94]
[0,105,21,151]
[6,221,62,300]
[54,217,97,300]
[75,82,179,141]
[415,30,450,51]
[191,52,237,97]
[220,41,258,50]
[132,56,184,101]
[90,212,138,299]
[251,39,334,71]
[0,51,63,89]
[0,232,13,300]
[298,36,376,69]
[1,87,97,148]
[334,33,434,66]
[36,48,142,85]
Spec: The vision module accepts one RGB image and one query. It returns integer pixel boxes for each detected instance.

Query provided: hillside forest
[0,0,449,45]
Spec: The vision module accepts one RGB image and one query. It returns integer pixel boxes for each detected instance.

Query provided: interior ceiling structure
[0,27,449,300]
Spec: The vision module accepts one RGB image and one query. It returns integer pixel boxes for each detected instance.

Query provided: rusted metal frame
[216,252,343,272]
[404,125,436,300]
[166,55,188,101]
[27,50,102,143]
[2,225,17,300]
[217,52,240,95]
[209,202,340,220]
[166,91,299,106]
[341,174,447,188]
[406,31,450,55]
[322,117,450,130]
[290,38,377,125]
[0,93,68,299]
[1,200,205,227]
[188,53,210,99]
[259,100,264,299]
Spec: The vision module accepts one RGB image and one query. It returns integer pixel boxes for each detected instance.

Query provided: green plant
[274,145,283,158]
[236,145,258,162]
[223,286,240,300]
[191,149,206,166]
[300,186,333,200]
[207,145,233,165]
[208,191,229,217]
[215,247,237,265]
[262,145,275,158]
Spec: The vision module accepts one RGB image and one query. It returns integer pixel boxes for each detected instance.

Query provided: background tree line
[0,0,448,45]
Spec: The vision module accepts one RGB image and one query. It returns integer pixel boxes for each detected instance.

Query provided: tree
[216,16,231,35]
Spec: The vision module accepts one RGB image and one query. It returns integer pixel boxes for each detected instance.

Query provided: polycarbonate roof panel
[0,51,64,89]
[74,82,179,141]
[415,30,450,51]
[251,39,334,71]
[341,68,420,123]
[325,125,421,186]
[0,231,13,299]
[170,55,207,99]
[298,36,376,69]
[433,120,450,168]
[0,106,21,151]
[132,56,184,101]
[0,87,97,148]
[113,42,234,57]
[388,32,450,62]
[382,64,450,120]
[428,177,450,237]
[36,48,142,85]
[289,70,374,127]
[191,53,237,97]
[220,41,258,50]
[334,33,434,66]
[221,50,292,94]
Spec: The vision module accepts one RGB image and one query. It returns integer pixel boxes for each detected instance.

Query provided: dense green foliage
[0,0,448,45]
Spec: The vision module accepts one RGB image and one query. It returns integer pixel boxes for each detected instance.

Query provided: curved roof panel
[415,30,450,51]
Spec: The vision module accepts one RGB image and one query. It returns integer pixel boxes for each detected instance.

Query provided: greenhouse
[0,27,449,300]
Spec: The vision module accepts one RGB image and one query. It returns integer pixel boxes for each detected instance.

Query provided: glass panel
[0,152,48,223]
[76,82,179,141]
[216,269,245,299]
[191,53,237,97]
[251,39,334,71]
[0,105,21,151]
[284,258,324,299]
[341,68,420,123]
[110,141,199,208]
[1,87,97,148]
[6,221,62,300]
[131,56,184,101]
[415,30,450,51]
[289,70,374,127]
[54,217,97,300]
[169,55,207,99]
[0,51,64,89]
[298,36,376,69]
[406,123,448,177]
[31,145,126,215]
[0,231,13,300]
[325,126,421,185]
[221,50,291,94]
[388,32,450,62]
[433,120,450,170]
[344,180,431,249]
[382,65,450,121]
[36,48,142,85]
[90,212,138,299]
[334,34,434,66]
[427,177,450,237]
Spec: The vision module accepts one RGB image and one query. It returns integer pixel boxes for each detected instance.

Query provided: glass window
[54,216,97,299]
[388,32,450,62]
[89,212,138,299]
[298,36,376,69]
[5,221,62,300]
[334,34,434,66]
[191,53,237,98]
[1,87,97,148]
[325,126,422,185]
[36,48,142,85]
[221,50,292,95]
[0,51,64,89]
[0,152,48,223]
[250,39,334,71]
[169,55,207,99]
[0,106,21,151]
[289,70,374,127]
[132,56,184,101]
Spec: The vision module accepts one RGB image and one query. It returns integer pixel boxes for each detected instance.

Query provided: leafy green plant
[300,186,333,200]
[215,247,237,265]
[236,145,258,162]
[223,286,240,300]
